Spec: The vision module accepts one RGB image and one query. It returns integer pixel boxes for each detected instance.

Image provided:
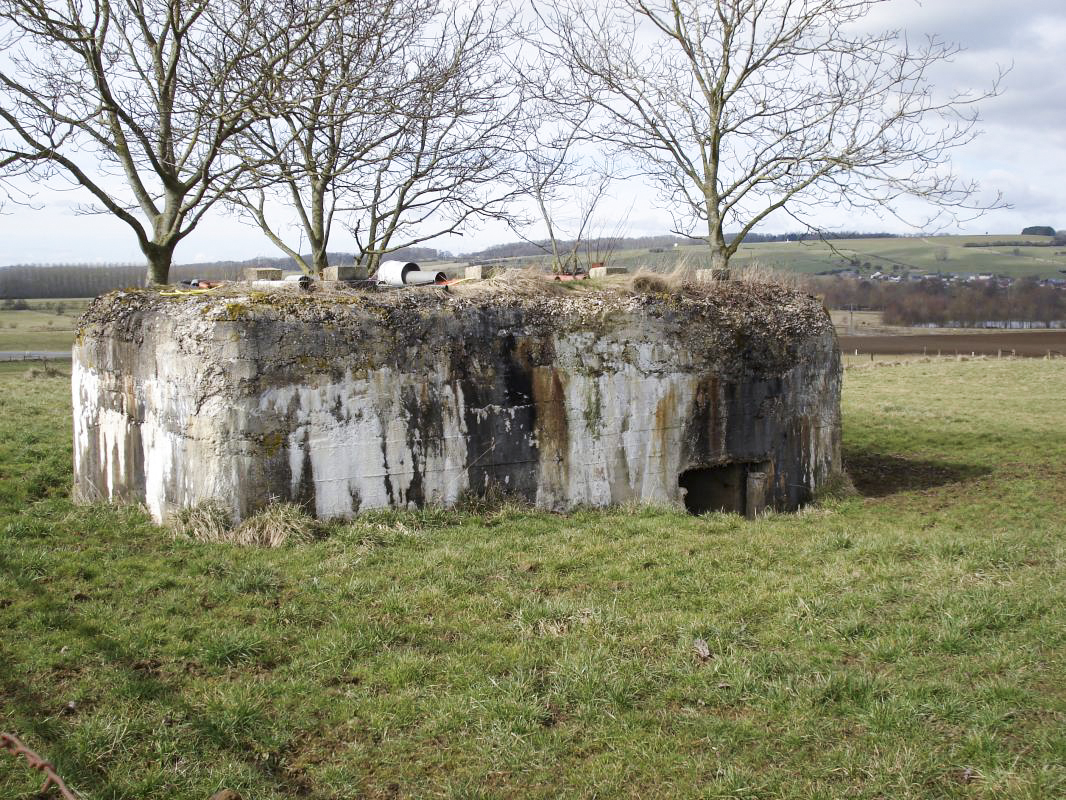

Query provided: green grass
[729,235,1066,278]
[0,299,91,352]
[1,359,1064,798]
[510,235,1066,279]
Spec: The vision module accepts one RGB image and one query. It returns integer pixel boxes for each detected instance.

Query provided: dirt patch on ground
[844,451,992,497]
[839,330,1066,357]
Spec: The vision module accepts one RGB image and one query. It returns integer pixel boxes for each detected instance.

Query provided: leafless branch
[0,0,341,283]
[534,0,1005,270]
[1,732,78,800]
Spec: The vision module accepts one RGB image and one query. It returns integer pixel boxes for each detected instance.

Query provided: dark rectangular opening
[679,462,770,517]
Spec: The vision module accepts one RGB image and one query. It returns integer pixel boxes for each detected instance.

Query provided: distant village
[817,266,1066,289]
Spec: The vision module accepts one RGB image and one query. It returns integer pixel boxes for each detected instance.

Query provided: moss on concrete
[77,278,832,381]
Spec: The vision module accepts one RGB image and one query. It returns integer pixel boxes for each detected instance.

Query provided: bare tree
[0,0,332,284]
[227,0,434,277]
[581,190,633,271]
[560,169,615,274]
[529,157,618,275]
[512,103,620,275]
[536,0,1004,272]
[344,2,528,274]
[507,53,635,277]
[230,0,527,277]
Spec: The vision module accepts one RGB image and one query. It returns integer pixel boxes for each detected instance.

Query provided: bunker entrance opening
[679,462,770,517]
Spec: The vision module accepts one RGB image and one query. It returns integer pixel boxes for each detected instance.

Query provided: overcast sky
[2,0,1064,267]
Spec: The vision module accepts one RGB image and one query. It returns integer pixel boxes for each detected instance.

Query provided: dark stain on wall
[532,366,570,500]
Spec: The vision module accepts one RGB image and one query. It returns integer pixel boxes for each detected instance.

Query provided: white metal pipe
[404,270,447,286]
[376,261,447,287]
[376,260,419,286]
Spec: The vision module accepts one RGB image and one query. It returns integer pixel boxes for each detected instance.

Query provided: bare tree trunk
[706,211,730,277]
[143,244,174,287]
[309,181,329,277]
[312,248,329,276]
[358,251,384,276]
[710,249,729,278]
[535,189,564,273]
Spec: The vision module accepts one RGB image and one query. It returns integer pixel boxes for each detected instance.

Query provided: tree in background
[0,0,333,284]
[512,103,620,274]
[535,0,1003,272]
[228,0,528,277]
[226,0,432,276]
[341,2,527,274]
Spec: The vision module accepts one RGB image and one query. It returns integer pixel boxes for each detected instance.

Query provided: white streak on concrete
[259,363,471,518]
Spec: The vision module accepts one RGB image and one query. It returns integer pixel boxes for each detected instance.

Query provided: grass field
[732,235,1066,278]
[517,235,1066,279]
[0,299,91,352]
[0,358,1063,798]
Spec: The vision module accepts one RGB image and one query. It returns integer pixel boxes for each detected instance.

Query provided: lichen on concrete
[73,277,841,521]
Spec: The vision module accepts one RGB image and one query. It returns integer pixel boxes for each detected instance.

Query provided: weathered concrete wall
[73,281,841,521]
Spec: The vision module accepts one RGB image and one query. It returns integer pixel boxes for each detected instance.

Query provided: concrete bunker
[72,277,842,522]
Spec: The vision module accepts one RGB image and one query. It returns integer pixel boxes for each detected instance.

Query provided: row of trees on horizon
[819,277,1066,328]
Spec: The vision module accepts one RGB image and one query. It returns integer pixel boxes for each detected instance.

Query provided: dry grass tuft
[234,503,320,547]
[812,470,859,504]
[731,260,808,290]
[660,258,696,285]
[630,269,670,294]
[631,256,809,292]
[25,361,65,379]
[624,265,703,294]
[168,500,233,543]
[452,267,569,299]
[455,480,529,515]
[168,501,318,547]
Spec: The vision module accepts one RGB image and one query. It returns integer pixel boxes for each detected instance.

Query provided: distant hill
[461,231,900,262]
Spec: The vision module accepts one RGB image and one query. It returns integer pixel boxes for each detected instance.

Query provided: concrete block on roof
[244,267,282,281]
[694,268,731,283]
[588,266,628,279]
[323,265,365,282]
